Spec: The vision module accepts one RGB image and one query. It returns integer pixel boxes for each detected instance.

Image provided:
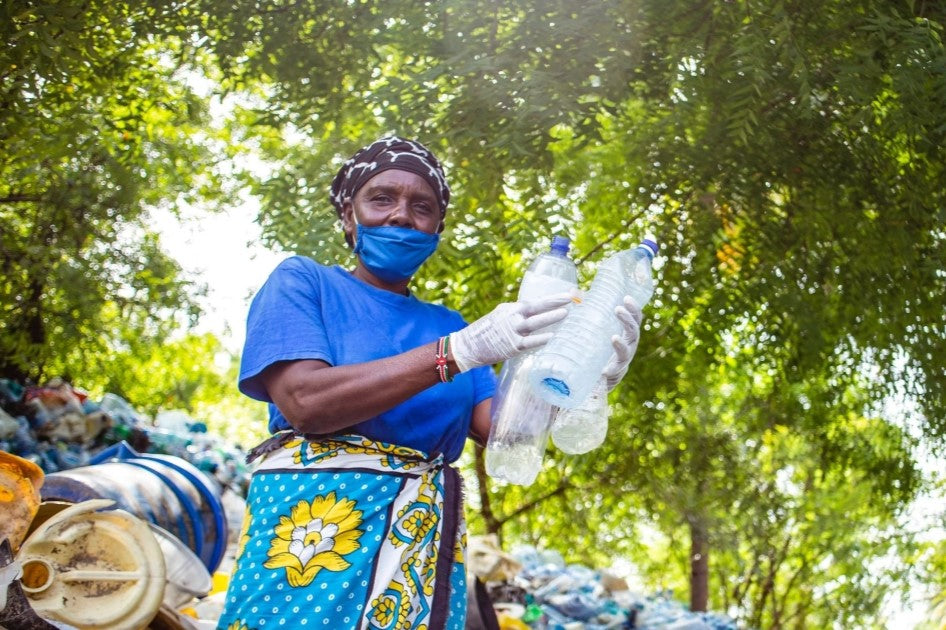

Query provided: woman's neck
[350,264,411,296]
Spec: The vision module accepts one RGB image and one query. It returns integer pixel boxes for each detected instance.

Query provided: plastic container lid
[148,523,212,609]
[550,235,571,255]
[16,498,167,629]
[640,237,658,256]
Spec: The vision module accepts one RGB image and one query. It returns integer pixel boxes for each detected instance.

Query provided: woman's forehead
[358,170,437,199]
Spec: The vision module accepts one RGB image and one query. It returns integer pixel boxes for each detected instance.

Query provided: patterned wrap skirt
[216,432,468,630]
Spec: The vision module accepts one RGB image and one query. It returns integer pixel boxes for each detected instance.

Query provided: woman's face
[342,169,443,243]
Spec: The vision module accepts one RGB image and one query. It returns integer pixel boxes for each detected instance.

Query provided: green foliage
[0,1,232,382]
[208,0,945,432]
[3,0,945,626]
[193,356,270,449]
[83,332,228,416]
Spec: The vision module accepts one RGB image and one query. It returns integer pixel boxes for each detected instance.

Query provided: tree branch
[497,481,571,526]
[473,444,502,537]
[774,555,810,625]
[0,194,44,204]
[576,205,650,265]
[731,554,760,609]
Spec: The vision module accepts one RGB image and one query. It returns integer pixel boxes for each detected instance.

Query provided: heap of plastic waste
[0,377,249,496]
[0,377,251,628]
[473,540,740,630]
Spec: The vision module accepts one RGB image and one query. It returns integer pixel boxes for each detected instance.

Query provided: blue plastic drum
[41,441,228,573]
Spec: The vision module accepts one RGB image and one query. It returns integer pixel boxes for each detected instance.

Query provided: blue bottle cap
[550,235,571,255]
[640,238,658,257]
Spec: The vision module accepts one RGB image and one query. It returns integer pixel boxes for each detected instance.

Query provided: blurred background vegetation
[2,1,945,626]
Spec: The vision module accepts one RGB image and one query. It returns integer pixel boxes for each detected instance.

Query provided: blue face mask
[353,224,440,282]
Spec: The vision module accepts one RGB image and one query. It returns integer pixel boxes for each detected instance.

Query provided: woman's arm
[260,340,453,434]
[262,292,573,435]
[468,398,492,447]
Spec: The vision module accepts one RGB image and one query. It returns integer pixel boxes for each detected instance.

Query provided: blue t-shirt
[239,256,496,463]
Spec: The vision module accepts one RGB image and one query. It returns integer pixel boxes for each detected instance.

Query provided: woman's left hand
[602,296,643,391]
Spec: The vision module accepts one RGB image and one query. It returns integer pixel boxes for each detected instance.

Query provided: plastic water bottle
[530,238,658,408]
[486,236,578,485]
[484,353,552,485]
[550,375,610,454]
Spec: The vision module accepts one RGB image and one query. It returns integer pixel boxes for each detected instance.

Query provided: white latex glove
[602,296,644,391]
[450,293,575,373]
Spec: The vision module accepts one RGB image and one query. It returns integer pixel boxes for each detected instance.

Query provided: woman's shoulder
[273,254,324,273]
[256,256,341,297]
[268,255,340,281]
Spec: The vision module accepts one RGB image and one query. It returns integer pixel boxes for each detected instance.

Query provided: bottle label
[542,377,570,397]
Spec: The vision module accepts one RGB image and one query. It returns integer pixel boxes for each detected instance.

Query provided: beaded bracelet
[435,336,453,383]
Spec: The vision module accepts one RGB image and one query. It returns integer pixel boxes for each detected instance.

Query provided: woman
[217,136,642,630]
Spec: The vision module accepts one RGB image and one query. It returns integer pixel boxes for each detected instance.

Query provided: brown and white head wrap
[329,136,450,219]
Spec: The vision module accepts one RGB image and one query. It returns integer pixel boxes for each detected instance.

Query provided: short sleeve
[470,365,497,405]
[238,257,333,402]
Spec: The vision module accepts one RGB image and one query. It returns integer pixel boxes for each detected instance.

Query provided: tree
[196,0,945,431]
[204,1,944,620]
[183,0,945,620]
[3,0,944,624]
[0,1,231,384]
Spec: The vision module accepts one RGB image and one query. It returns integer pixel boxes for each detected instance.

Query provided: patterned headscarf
[329,136,450,219]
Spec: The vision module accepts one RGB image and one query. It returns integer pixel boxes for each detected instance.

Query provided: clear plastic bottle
[550,375,610,454]
[484,353,552,485]
[485,236,578,485]
[530,238,658,408]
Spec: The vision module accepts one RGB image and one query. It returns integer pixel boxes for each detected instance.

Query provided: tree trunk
[473,444,502,540]
[689,517,709,612]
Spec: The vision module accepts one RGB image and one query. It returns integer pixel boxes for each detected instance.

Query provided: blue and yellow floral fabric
[216,434,468,630]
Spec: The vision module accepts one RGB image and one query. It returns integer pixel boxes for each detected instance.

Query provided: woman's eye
[413,203,433,215]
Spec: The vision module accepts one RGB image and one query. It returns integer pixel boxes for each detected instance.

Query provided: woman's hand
[450,293,575,373]
[602,296,643,391]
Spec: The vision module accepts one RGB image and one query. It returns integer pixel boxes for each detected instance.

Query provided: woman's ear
[341,198,356,247]
[437,218,445,234]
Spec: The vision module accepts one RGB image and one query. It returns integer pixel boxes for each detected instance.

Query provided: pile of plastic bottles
[0,377,250,496]
[489,544,740,630]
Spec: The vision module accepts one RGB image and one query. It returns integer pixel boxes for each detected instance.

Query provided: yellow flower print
[282,437,305,451]
[400,551,421,575]
[226,622,252,630]
[370,584,410,629]
[290,440,339,466]
[371,593,397,626]
[342,439,422,470]
[402,508,434,540]
[263,492,364,587]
